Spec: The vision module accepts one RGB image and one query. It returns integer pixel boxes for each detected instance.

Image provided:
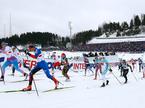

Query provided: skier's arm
[127,64,133,72]
[118,63,121,70]
[108,63,112,72]
[27,52,37,59]
[65,58,69,65]
[25,49,40,59]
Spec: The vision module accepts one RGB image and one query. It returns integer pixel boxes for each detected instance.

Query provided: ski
[43,86,75,93]
[0,86,75,94]
[0,89,35,93]
[8,74,15,76]
[7,79,42,83]
[8,80,29,83]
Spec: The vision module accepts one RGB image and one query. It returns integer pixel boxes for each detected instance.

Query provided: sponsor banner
[0,55,119,70]
[23,59,88,70]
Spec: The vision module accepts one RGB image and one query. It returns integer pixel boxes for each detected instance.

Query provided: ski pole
[131,72,138,81]
[111,71,122,84]
[0,64,5,84]
[33,77,39,96]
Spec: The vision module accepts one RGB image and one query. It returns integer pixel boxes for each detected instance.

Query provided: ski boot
[0,76,4,81]
[124,78,128,84]
[22,85,32,91]
[52,77,59,89]
[101,83,105,87]
[11,73,14,76]
[106,80,109,85]
[93,77,97,80]
[124,81,127,84]
[65,78,71,82]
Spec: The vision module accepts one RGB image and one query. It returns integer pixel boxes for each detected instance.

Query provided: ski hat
[11,46,16,51]
[27,44,35,51]
[61,53,66,57]
[122,60,126,63]
[28,44,35,49]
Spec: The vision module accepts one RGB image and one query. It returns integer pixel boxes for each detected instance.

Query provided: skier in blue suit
[22,44,59,91]
[0,42,28,81]
[97,56,110,87]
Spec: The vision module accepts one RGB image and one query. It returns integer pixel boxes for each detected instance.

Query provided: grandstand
[73,36,145,52]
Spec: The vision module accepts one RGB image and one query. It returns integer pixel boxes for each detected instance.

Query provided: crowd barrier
[0,55,119,71]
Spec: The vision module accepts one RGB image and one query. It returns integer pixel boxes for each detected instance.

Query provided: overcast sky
[0,0,145,38]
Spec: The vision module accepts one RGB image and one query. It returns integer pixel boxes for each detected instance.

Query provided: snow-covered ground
[0,52,145,108]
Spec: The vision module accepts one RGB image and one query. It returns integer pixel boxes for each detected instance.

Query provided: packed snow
[0,51,145,108]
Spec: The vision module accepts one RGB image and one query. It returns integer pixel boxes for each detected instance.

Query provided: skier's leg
[84,64,87,76]
[1,61,11,79]
[22,66,41,91]
[23,62,31,71]
[62,66,70,81]
[12,66,15,75]
[120,68,123,76]
[94,65,99,80]
[42,62,59,89]
[123,69,128,83]
[12,60,28,79]
[100,74,105,87]
[64,66,70,81]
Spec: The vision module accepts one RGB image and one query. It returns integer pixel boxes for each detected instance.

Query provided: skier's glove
[109,68,112,72]
[24,49,31,56]
[24,49,28,54]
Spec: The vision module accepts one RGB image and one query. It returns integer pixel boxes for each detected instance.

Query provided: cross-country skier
[11,46,31,76]
[98,56,110,87]
[60,53,70,82]
[93,55,102,80]
[0,42,28,81]
[130,58,136,71]
[83,53,94,76]
[142,62,145,78]
[22,44,59,91]
[51,52,57,61]
[121,60,133,84]
[138,58,143,72]
[51,52,61,76]
[141,55,145,78]
[118,59,123,76]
